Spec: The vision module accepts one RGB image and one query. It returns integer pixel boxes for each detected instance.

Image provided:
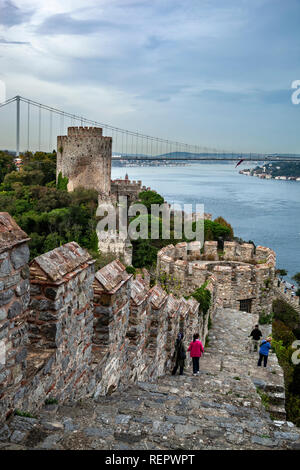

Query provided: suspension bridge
[0,95,299,162]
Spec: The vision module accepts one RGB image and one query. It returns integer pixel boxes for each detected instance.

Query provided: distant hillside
[253,162,300,178]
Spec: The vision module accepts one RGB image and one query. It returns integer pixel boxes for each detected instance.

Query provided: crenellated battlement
[0,213,211,420]
[67,126,103,137]
[157,240,276,314]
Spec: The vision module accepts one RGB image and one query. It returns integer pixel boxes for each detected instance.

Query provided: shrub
[191,281,211,315]
[126,265,136,276]
[273,298,299,331]
[259,310,273,325]
[56,171,68,191]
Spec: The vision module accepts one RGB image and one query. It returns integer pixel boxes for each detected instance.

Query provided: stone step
[264,383,285,394]
[267,391,285,406]
[268,405,287,420]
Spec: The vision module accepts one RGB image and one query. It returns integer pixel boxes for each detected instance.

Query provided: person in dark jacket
[257,337,272,367]
[172,333,186,376]
[249,324,262,352]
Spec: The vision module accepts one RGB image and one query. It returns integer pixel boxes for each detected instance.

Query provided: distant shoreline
[239,162,300,181]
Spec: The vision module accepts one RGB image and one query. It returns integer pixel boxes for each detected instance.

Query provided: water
[112,164,300,280]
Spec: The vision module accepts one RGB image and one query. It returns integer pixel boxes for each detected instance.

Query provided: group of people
[282,280,297,298]
[171,333,204,376]
[171,324,273,377]
[249,324,272,367]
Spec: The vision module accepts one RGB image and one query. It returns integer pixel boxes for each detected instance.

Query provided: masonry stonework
[57,127,112,195]
[0,214,212,422]
[0,213,30,420]
[0,213,282,430]
[157,240,276,316]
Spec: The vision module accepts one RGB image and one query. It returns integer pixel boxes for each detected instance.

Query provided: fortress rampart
[57,127,112,194]
[0,213,211,421]
[111,177,151,204]
[157,240,276,315]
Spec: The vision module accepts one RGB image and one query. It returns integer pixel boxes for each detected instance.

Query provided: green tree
[138,190,164,210]
[3,169,44,188]
[132,238,158,268]
[276,269,288,280]
[214,216,234,239]
[0,152,15,183]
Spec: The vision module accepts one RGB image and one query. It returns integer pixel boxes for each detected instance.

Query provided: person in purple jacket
[187,333,204,376]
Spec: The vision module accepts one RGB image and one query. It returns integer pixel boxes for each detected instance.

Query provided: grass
[233,376,241,381]
[45,398,58,405]
[14,409,36,418]
[256,388,270,411]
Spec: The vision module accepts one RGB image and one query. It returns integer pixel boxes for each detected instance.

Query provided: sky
[0,0,299,153]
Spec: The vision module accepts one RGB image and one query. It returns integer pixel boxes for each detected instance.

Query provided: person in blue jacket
[257,337,272,367]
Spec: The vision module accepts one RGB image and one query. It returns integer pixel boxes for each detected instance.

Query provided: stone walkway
[1,309,300,450]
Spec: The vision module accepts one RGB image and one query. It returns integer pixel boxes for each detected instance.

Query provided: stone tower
[57,127,112,195]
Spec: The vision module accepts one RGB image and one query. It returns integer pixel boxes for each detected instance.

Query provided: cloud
[35,12,119,36]
[0,0,32,26]
[194,88,291,105]
[0,37,30,44]
[0,0,299,153]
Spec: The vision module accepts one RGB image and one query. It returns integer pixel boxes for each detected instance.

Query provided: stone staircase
[0,309,299,450]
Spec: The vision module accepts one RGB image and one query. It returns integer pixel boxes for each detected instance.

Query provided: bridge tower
[57,127,112,195]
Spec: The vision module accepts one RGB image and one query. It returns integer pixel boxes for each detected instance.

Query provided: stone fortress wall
[111,174,152,204]
[57,127,112,195]
[157,240,276,315]
[0,213,213,422]
[56,127,212,266]
[274,280,300,314]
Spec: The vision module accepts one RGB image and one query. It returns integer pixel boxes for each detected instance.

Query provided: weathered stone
[10,430,26,443]
[10,416,38,432]
[11,244,30,269]
[44,287,58,300]
[0,424,11,441]
[174,424,199,436]
[21,265,30,280]
[41,420,64,431]
[251,436,279,447]
[0,257,12,278]
[274,431,300,441]
[165,415,187,424]
[0,308,7,321]
[15,347,27,363]
[7,301,22,319]
[4,273,20,289]
[115,414,131,425]
[35,433,62,450]
[63,417,76,432]
[0,289,14,306]
[84,427,112,438]
[16,280,29,297]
